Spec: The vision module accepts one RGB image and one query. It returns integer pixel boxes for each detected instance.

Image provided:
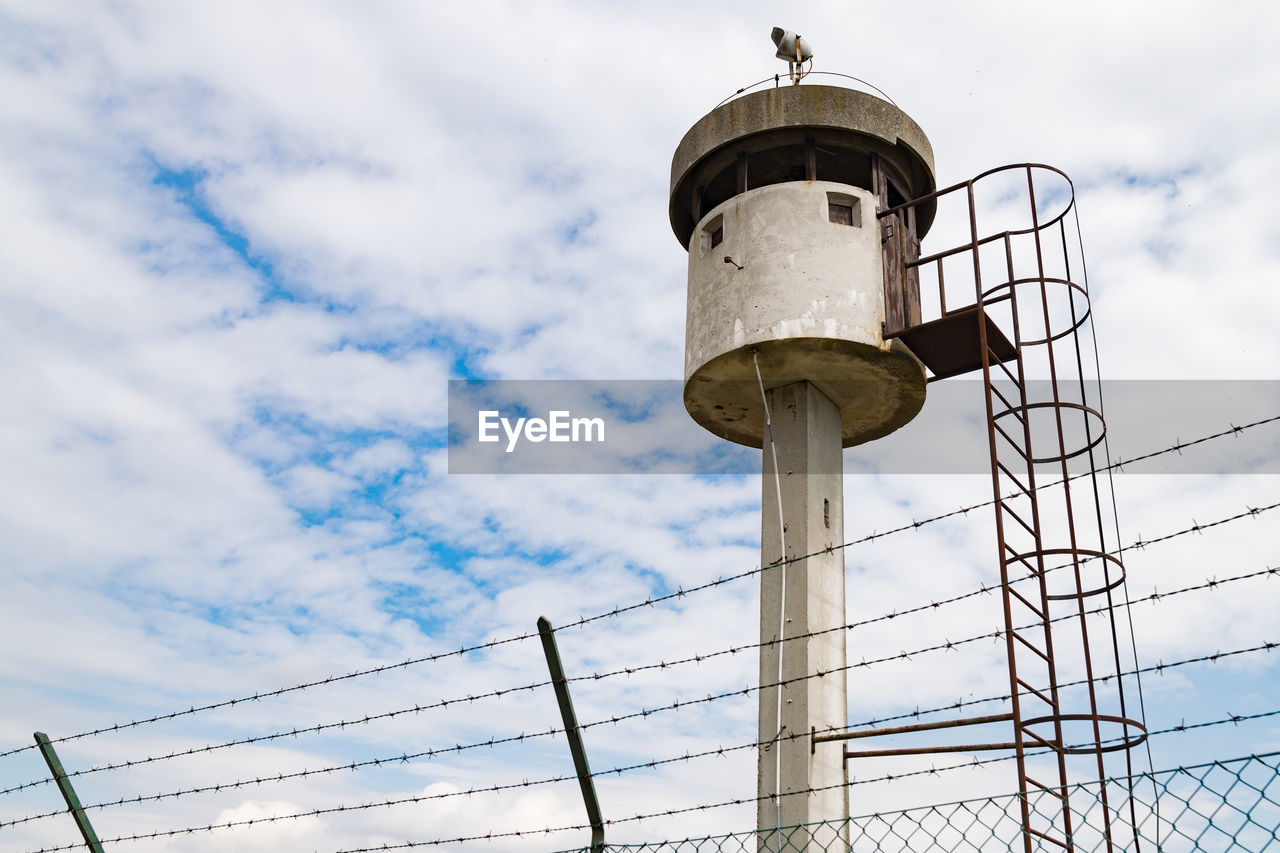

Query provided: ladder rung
[1015,677,1057,709]
[1025,826,1070,848]
[993,420,1031,462]
[1023,775,1067,800]
[1017,725,1059,752]
[1007,551,1039,576]
[999,501,1038,541]
[1004,544,1041,572]
[1008,585,1046,620]
[996,461,1030,496]
[1012,630,1051,663]
[989,382,1024,418]
[991,355,1023,387]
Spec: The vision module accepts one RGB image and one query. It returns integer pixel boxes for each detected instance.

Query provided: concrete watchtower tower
[670,79,936,837]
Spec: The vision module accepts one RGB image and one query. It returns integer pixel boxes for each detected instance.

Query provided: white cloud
[1,2,1277,850]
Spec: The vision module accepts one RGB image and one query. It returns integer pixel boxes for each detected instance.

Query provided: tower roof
[669,85,936,246]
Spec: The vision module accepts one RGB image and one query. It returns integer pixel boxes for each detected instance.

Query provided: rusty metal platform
[890,305,1017,380]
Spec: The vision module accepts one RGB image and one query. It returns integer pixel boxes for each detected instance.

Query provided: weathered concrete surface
[669,85,936,246]
[757,381,849,842]
[682,181,926,447]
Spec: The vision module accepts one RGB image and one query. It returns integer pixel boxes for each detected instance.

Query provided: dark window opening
[752,144,810,188]
[700,214,725,257]
[687,141,877,225]
[887,181,908,210]
[827,193,861,227]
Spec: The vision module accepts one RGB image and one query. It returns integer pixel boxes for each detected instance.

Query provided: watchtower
[671,60,1147,849]
[670,81,937,839]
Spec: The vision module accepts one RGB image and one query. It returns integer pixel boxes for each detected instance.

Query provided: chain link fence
[569,752,1279,852]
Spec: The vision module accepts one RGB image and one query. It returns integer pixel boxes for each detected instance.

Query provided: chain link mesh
[563,752,1280,852]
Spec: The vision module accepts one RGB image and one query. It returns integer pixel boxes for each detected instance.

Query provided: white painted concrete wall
[684,180,885,383]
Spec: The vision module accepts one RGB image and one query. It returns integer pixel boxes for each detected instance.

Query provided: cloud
[1,2,1277,850]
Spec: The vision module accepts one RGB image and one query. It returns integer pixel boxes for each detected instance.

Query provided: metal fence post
[537,616,605,853]
[33,732,105,852]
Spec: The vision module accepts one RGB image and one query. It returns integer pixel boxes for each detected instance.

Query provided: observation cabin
[670,83,938,448]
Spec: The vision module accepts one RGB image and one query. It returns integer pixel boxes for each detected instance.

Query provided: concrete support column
[757,381,850,846]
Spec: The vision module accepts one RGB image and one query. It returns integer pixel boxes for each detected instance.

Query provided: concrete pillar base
[757,381,850,846]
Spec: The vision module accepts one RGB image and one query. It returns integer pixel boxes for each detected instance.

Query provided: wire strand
[19,707,1280,853]
[4,636,1274,833]
[5,556,1272,804]
[4,415,1272,763]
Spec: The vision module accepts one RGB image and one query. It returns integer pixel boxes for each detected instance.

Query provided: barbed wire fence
[4,502,1273,812]
[5,636,1279,843]
[8,414,1273,763]
[550,751,1280,853]
[2,415,1277,851]
[12,716,1280,852]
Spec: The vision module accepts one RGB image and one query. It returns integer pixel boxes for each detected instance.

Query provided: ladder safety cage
[837,163,1150,853]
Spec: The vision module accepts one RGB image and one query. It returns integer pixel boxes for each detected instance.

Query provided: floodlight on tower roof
[770,27,813,84]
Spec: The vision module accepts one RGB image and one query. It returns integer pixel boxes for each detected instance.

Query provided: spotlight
[770,27,813,63]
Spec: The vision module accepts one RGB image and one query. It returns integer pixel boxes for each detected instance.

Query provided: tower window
[827,192,862,227]
[700,214,725,256]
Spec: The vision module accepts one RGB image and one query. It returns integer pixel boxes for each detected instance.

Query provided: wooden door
[874,155,921,335]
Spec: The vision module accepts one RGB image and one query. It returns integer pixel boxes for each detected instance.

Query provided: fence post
[537,616,605,852]
[33,732,105,852]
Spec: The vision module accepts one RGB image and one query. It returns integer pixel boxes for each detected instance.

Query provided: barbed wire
[5,414,1273,764]
[557,416,1280,633]
[330,744,1276,850]
[0,635,543,763]
[5,554,1273,816]
[30,637,1280,829]
[794,560,1280,726]
[0,717,563,798]
[618,500,1280,688]
[9,636,1277,834]
[18,701,1280,853]
[0,736,743,831]
[1128,506,1276,551]
[562,501,1280,696]
[825,563,1278,729]
[834,707,1280,793]
[342,707,1280,853]
[6,632,1273,834]
[838,638,1278,734]
[3,496,1273,800]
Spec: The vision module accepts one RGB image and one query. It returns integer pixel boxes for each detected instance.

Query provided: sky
[1,1,1278,851]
